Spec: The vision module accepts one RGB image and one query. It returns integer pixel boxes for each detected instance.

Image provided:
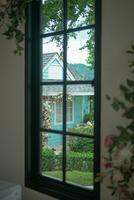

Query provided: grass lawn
[43,170,93,186]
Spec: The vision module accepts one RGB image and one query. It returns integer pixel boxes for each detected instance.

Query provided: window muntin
[26,0,101,199]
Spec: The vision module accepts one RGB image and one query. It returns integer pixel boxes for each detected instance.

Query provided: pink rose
[104,135,113,148]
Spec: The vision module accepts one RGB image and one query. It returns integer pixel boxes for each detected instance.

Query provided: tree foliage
[42,0,95,67]
[0,0,95,60]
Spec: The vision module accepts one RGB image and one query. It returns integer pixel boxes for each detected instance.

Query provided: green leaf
[123,107,134,119]
[126,50,134,54]
[127,122,134,131]
[111,101,119,111]
[105,95,111,100]
[120,84,128,93]
[127,79,134,87]
[128,61,134,68]
[131,44,134,50]
[116,126,127,133]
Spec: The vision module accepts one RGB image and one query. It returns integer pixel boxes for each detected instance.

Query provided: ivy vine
[0,0,31,55]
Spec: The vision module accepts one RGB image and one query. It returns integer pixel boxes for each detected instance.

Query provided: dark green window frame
[25,0,101,199]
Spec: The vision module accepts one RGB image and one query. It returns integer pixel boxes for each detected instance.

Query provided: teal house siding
[48,134,62,149]
[83,96,89,116]
[73,96,83,125]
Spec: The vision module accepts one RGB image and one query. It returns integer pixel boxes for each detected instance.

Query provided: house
[42,53,94,149]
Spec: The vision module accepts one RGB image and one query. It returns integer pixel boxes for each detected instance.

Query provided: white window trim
[54,99,74,125]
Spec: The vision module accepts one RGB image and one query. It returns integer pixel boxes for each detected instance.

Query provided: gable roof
[42,53,94,96]
[42,53,83,80]
[42,52,59,67]
[70,64,94,80]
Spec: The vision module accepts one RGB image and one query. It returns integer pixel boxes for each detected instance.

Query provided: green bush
[68,136,94,152]
[41,148,56,171]
[41,148,93,173]
[67,151,93,172]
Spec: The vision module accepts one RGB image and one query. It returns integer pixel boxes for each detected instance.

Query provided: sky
[43,30,89,65]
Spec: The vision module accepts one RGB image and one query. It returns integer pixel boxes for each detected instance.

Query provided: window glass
[66,136,94,188]
[40,132,63,181]
[67,29,95,81]
[55,100,73,123]
[67,0,95,29]
[66,84,94,135]
[56,100,62,123]
[41,85,63,131]
[42,36,63,82]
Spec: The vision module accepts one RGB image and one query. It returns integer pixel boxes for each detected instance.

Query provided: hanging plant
[0,0,32,55]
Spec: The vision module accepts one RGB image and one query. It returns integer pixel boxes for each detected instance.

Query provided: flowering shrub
[96,45,134,199]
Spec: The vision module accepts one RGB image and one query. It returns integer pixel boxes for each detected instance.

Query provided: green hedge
[67,151,93,172]
[68,124,93,135]
[41,148,93,172]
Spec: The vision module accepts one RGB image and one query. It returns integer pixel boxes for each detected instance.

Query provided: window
[55,100,73,123]
[55,101,62,123]
[25,0,101,200]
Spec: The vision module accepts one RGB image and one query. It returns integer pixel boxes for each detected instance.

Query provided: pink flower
[104,135,113,148]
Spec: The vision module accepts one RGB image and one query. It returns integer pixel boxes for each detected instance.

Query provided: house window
[67,100,73,122]
[55,100,73,123]
[25,0,101,200]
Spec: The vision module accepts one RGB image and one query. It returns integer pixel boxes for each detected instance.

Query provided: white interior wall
[0,0,134,200]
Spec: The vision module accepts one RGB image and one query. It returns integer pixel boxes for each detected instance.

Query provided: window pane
[41,36,63,82]
[67,30,95,81]
[41,85,63,131]
[66,136,94,189]
[67,0,95,29]
[41,0,63,34]
[66,85,94,136]
[40,132,63,180]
